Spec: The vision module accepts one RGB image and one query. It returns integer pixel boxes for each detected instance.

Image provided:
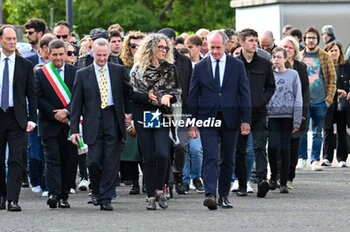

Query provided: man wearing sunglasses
[26,34,56,66]
[75,28,123,69]
[20,18,47,58]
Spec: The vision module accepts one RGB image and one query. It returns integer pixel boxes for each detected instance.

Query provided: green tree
[3,0,235,36]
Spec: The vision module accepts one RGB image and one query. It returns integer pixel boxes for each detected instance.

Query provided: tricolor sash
[42,62,71,107]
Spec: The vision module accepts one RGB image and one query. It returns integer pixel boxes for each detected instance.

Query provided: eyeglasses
[67,51,77,56]
[158,45,169,52]
[305,37,317,40]
[25,31,35,35]
[56,34,69,39]
[272,55,283,60]
[129,43,139,49]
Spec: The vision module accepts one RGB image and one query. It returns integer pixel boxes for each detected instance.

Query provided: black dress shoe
[217,196,233,208]
[237,188,247,197]
[58,199,71,208]
[129,182,140,195]
[269,180,277,190]
[156,193,168,209]
[203,194,217,210]
[146,199,156,210]
[47,195,58,208]
[100,203,113,211]
[0,196,6,210]
[257,180,270,198]
[7,201,21,212]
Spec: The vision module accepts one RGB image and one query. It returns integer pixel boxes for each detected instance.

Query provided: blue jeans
[28,128,47,190]
[183,132,203,184]
[298,101,327,163]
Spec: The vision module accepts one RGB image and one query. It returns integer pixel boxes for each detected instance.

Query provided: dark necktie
[1,58,9,111]
[215,59,221,90]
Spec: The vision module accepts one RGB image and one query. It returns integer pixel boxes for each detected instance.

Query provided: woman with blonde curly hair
[119,31,145,195]
[120,31,145,70]
[130,33,182,210]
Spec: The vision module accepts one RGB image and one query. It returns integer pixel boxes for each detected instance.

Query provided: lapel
[63,63,72,90]
[205,56,222,92]
[88,64,100,94]
[221,54,231,89]
[108,63,117,97]
[13,54,20,87]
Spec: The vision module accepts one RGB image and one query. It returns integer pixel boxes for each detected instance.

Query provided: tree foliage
[3,0,235,35]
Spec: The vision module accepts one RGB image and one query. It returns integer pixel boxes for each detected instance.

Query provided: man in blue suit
[188,30,251,210]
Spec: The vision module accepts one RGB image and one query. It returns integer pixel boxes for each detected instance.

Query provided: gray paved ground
[1,161,350,232]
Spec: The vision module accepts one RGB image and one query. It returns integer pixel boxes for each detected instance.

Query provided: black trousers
[0,109,26,202]
[288,137,301,181]
[251,117,269,182]
[171,126,189,173]
[87,109,121,204]
[135,123,171,198]
[234,133,248,190]
[323,110,349,162]
[41,127,77,200]
[268,118,293,186]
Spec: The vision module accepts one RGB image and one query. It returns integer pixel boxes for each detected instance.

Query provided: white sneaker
[189,179,195,190]
[78,179,90,191]
[339,161,348,168]
[31,186,42,193]
[230,180,239,192]
[42,191,48,197]
[70,188,76,194]
[311,161,323,171]
[321,159,331,166]
[296,158,307,170]
[247,181,254,193]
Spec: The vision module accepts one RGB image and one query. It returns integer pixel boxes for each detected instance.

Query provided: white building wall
[236,3,350,48]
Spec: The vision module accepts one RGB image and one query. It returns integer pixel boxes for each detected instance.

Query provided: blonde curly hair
[133,33,174,75]
[120,31,146,67]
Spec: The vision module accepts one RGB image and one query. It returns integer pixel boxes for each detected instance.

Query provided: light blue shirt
[94,62,114,106]
[210,53,226,87]
[56,64,65,82]
[0,51,16,107]
[19,44,37,58]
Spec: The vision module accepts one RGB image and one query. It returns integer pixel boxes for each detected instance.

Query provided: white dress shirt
[210,53,226,87]
[0,51,16,107]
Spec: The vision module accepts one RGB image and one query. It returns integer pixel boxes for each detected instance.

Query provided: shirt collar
[1,51,16,62]
[210,53,226,64]
[55,63,65,72]
[94,61,108,72]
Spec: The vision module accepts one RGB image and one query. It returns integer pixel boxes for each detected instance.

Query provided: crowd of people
[0,18,349,212]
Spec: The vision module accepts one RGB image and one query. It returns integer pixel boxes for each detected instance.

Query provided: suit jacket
[26,53,39,67]
[12,54,37,130]
[70,62,132,145]
[35,63,78,137]
[188,54,251,129]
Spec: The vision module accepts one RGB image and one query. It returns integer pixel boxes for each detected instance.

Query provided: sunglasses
[67,51,77,56]
[129,43,139,49]
[56,34,68,39]
[25,31,35,35]
[157,45,170,52]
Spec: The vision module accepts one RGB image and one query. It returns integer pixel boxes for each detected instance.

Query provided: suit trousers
[0,109,26,202]
[87,109,121,204]
[42,127,77,200]
[199,114,239,197]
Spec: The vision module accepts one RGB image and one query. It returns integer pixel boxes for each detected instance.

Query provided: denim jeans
[28,128,46,189]
[298,101,327,163]
[182,132,203,184]
[246,133,255,181]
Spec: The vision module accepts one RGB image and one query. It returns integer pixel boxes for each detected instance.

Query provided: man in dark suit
[188,30,251,210]
[70,38,131,211]
[0,25,37,211]
[35,39,78,209]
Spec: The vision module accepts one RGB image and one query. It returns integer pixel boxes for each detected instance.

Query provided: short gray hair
[92,38,111,53]
[48,39,66,53]
[207,30,229,45]
[322,25,335,36]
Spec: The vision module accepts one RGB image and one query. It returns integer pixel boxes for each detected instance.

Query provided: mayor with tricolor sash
[35,39,78,209]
